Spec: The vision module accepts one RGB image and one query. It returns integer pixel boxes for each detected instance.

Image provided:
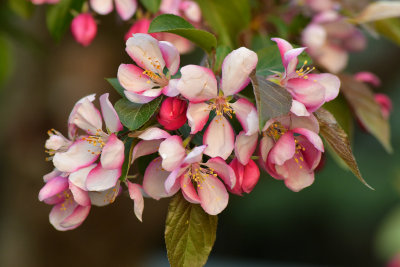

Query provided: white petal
[99,93,123,133]
[234,131,258,165]
[115,0,137,21]
[127,182,144,222]
[159,136,186,172]
[73,98,103,135]
[203,116,235,160]
[90,0,113,15]
[68,164,96,190]
[159,41,180,75]
[186,102,210,134]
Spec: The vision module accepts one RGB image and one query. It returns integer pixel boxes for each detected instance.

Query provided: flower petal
[165,167,187,193]
[290,100,310,117]
[315,44,348,74]
[162,78,180,97]
[126,33,165,74]
[131,139,163,163]
[159,136,186,172]
[118,64,155,93]
[286,78,326,112]
[43,168,63,182]
[159,41,180,75]
[183,145,206,165]
[198,175,229,215]
[142,157,179,200]
[127,182,144,222]
[287,113,320,133]
[221,47,258,96]
[68,94,96,139]
[307,73,340,102]
[259,136,274,170]
[69,182,91,206]
[38,176,68,202]
[53,139,101,173]
[115,0,137,21]
[73,98,103,135]
[160,0,180,14]
[230,98,259,135]
[268,131,296,166]
[292,128,324,152]
[59,205,91,230]
[354,71,381,87]
[89,184,121,207]
[49,202,78,231]
[124,89,162,104]
[186,102,210,134]
[181,174,201,203]
[99,93,123,133]
[203,116,235,160]
[68,164,96,190]
[180,1,201,22]
[100,134,125,169]
[90,0,113,15]
[204,157,236,189]
[177,65,218,102]
[280,158,315,192]
[138,127,171,140]
[234,131,258,165]
[85,164,121,191]
[241,159,260,194]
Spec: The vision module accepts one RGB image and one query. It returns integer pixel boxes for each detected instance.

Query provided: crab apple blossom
[302,11,366,73]
[52,93,124,192]
[228,158,260,196]
[157,97,188,130]
[160,0,202,23]
[71,13,97,47]
[178,47,259,160]
[118,33,181,103]
[260,113,324,192]
[269,37,340,116]
[90,0,137,21]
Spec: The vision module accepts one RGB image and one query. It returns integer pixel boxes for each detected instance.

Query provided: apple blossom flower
[160,0,201,23]
[90,0,137,21]
[118,33,181,103]
[259,113,324,192]
[177,47,259,160]
[302,11,366,73]
[157,97,188,130]
[31,0,59,4]
[71,13,97,47]
[228,158,260,196]
[143,135,236,215]
[52,93,124,192]
[269,38,340,116]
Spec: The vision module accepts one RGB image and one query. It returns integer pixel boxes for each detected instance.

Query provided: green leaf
[114,97,163,131]
[46,0,84,41]
[148,14,217,53]
[118,138,136,182]
[213,45,231,74]
[314,108,374,190]
[8,0,35,19]
[165,193,218,267]
[106,78,125,97]
[249,73,292,129]
[322,95,353,137]
[195,0,251,47]
[375,205,400,261]
[140,0,161,14]
[375,18,400,46]
[339,74,392,153]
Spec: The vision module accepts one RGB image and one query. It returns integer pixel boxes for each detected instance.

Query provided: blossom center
[208,97,235,118]
[264,122,287,141]
[294,60,315,80]
[184,163,217,190]
[58,190,73,211]
[82,131,108,155]
[142,57,169,87]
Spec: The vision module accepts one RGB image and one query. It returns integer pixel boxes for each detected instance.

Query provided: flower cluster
[39,33,342,230]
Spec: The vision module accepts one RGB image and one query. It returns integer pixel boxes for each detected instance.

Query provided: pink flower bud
[375,93,392,119]
[229,158,260,196]
[157,97,188,130]
[71,13,97,47]
[124,18,159,41]
[354,71,381,87]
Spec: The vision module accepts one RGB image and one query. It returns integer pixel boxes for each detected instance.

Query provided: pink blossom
[157,97,188,130]
[71,13,97,47]
[178,47,259,161]
[302,11,366,73]
[31,0,59,4]
[259,113,324,192]
[124,18,158,41]
[269,38,340,115]
[354,71,381,87]
[118,33,181,103]
[142,135,236,215]
[90,0,137,21]
[228,158,260,196]
[375,93,392,119]
[160,0,201,23]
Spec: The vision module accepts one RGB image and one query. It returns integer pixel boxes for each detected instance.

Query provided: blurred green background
[1,2,400,267]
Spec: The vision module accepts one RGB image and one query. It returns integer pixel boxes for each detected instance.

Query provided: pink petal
[259,136,274,170]
[271,38,294,63]
[160,0,181,14]
[292,128,324,152]
[186,102,210,134]
[86,164,121,191]
[159,136,186,172]
[68,94,96,139]
[124,89,162,104]
[100,134,125,169]
[138,127,171,140]
[127,182,144,222]
[68,164,96,190]
[284,47,306,75]
[99,93,123,133]
[59,205,91,230]
[73,97,103,135]
[228,158,244,195]
[49,202,79,231]
[315,44,348,74]
[198,175,229,215]
[177,65,218,102]
[70,13,97,47]
[287,113,320,133]
[290,100,310,117]
[43,168,63,182]
[204,157,236,189]
[131,139,163,163]
[181,174,201,203]
[53,139,101,173]
[280,159,315,192]
[241,159,260,194]
[268,132,296,166]
[126,33,165,75]
[90,0,113,15]
[115,0,137,21]
[183,145,206,165]
[159,41,180,75]
[301,24,327,50]
[307,73,340,102]
[180,1,201,22]
[38,176,68,202]
[375,93,392,119]
[203,116,235,160]
[230,98,259,135]
[162,78,180,97]
[118,64,155,93]
[286,78,326,112]
[354,71,381,87]
[221,47,258,96]
[165,167,187,193]
[296,135,322,170]
[234,131,258,165]
[69,182,91,206]
[142,157,180,200]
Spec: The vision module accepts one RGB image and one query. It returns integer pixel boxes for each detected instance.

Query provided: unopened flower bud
[157,97,188,130]
[71,13,97,47]
[229,158,260,196]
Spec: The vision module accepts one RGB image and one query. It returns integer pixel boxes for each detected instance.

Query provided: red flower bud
[229,158,260,196]
[157,97,188,130]
[71,13,97,47]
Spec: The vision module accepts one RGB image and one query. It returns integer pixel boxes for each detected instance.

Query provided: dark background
[1,4,400,267]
